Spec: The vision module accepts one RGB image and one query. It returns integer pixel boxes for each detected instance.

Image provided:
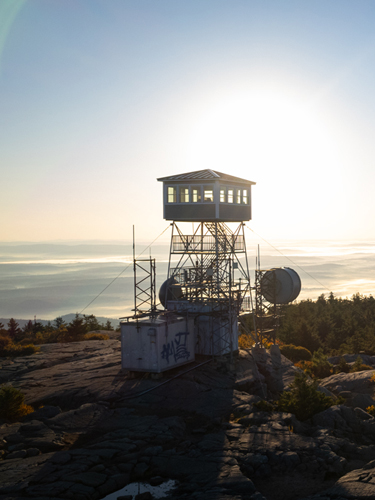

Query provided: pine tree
[7,319,21,339]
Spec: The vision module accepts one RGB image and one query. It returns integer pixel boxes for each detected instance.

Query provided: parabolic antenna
[261,267,301,304]
[159,277,183,308]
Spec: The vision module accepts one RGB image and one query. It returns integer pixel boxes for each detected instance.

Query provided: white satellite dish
[261,267,301,304]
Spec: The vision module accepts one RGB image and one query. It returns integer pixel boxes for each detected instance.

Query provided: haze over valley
[1,238,374,321]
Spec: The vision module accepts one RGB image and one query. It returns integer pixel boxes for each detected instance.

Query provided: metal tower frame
[254,247,280,345]
[164,221,252,356]
[129,225,157,319]
[133,257,157,317]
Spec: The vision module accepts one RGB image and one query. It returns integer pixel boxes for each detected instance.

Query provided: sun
[184,88,342,233]
[187,90,337,175]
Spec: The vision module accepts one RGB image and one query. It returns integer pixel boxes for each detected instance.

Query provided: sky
[1,0,375,245]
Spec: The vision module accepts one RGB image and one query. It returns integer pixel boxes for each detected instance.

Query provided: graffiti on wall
[161,331,190,364]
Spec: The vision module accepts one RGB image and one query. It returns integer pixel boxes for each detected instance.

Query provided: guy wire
[246,225,332,294]
[79,225,170,315]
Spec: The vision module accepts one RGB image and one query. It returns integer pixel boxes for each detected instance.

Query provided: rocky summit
[1,340,375,500]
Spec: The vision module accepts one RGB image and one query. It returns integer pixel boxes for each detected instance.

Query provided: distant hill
[0,314,121,329]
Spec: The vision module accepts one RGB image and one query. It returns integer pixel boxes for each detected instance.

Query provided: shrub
[370,373,375,384]
[310,349,333,379]
[336,357,350,373]
[84,333,110,341]
[253,400,276,412]
[350,356,372,373]
[295,360,313,374]
[295,352,334,379]
[262,339,283,349]
[16,403,35,418]
[366,405,375,417]
[0,333,12,352]
[276,372,335,421]
[238,334,283,350]
[238,333,253,349]
[280,344,312,362]
[0,343,39,357]
[0,385,34,420]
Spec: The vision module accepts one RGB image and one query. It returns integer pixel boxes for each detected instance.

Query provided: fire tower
[157,169,256,357]
[120,169,256,374]
[120,169,302,373]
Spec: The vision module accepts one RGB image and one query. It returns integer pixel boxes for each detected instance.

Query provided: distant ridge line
[0,314,120,329]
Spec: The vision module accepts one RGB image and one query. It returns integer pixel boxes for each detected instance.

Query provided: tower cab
[157,169,256,222]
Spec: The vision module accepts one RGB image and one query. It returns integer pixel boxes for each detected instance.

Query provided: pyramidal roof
[157,169,256,184]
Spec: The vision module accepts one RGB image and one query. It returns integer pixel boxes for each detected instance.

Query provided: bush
[350,356,372,373]
[295,360,313,373]
[0,385,34,420]
[296,350,334,379]
[238,333,253,349]
[310,349,333,379]
[336,357,350,373]
[0,333,12,352]
[276,372,335,421]
[253,400,276,412]
[366,405,375,417]
[0,342,39,357]
[280,344,312,362]
[262,339,283,349]
[84,333,110,341]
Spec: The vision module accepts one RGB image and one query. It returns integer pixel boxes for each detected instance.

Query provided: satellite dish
[159,277,183,308]
[261,267,301,304]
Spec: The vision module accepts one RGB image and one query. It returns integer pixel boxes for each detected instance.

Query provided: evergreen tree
[277,372,335,421]
[32,322,45,335]
[104,320,113,331]
[83,314,101,331]
[278,294,375,355]
[66,314,87,341]
[53,317,65,329]
[7,319,21,339]
[22,320,34,333]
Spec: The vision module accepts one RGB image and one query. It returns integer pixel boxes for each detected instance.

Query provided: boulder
[235,350,266,396]
[23,405,62,421]
[216,465,257,494]
[2,342,375,500]
[351,393,375,410]
[328,354,375,367]
[312,406,351,432]
[354,407,374,420]
[319,370,375,395]
[304,461,375,499]
[250,344,298,394]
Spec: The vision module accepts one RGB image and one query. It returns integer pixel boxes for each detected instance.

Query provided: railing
[172,234,245,253]
[241,295,252,312]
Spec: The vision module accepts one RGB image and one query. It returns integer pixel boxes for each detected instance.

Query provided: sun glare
[186,90,341,195]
